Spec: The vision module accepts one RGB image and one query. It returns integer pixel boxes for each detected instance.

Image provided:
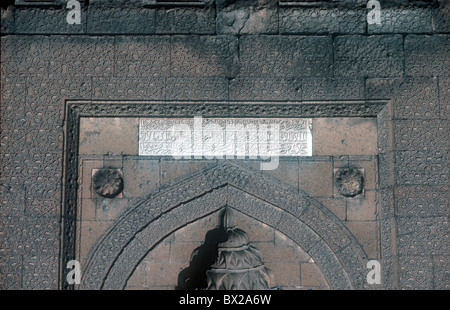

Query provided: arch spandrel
[80,161,368,290]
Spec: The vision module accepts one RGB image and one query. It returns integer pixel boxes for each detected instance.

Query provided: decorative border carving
[61,99,389,290]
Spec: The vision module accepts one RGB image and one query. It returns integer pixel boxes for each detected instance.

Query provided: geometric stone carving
[92,169,123,198]
[79,161,366,290]
[334,168,364,197]
[63,101,385,290]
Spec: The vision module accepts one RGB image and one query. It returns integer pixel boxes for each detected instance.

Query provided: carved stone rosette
[206,208,271,290]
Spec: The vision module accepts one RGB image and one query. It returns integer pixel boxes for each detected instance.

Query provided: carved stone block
[405,35,450,76]
[397,217,449,256]
[239,35,333,77]
[394,150,448,186]
[1,36,50,78]
[0,255,22,290]
[115,36,171,78]
[400,77,440,119]
[171,35,239,78]
[439,76,449,120]
[432,3,450,33]
[165,77,228,100]
[15,7,86,34]
[334,35,404,77]
[393,120,447,151]
[368,7,433,34]
[0,178,25,216]
[216,0,278,34]
[1,6,15,34]
[87,7,155,34]
[395,185,449,218]
[229,78,302,101]
[399,256,433,289]
[155,7,215,34]
[302,77,364,100]
[92,77,165,100]
[22,255,58,289]
[48,36,115,78]
[280,7,365,34]
[432,256,450,290]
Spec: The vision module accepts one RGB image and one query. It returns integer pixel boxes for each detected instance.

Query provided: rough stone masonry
[0,0,448,290]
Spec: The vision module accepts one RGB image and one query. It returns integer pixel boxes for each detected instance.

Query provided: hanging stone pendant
[205,208,272,290]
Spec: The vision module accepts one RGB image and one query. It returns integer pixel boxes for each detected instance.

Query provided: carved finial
[219,207,234,229]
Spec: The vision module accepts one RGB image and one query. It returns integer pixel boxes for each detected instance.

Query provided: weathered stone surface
[432,256,450,290]
[166,77,228,100]
[229,78,302,101]
[155,7,215,34]
[397,216,449,256]
[368,7,433,34]
[312,118,378,156]
[391,76,440,119]
[89,0,143,7]
[0,255,22,290]
[367,77,439,120]
[300,263,329,288]
[22,255,58,289]
[280,7,365,34]
[15,7,86,34]
[393,120,447,150]
[92,169,124,198]
[380,223,396,288]
[307,241,353,289]
[79,117,139,156]
[334,35,404,77]
[405,35,450,76]
[114,36,171,78]
[302,77,364,100]
[1,2,448,291]
[365,77,402,100]
[399,256,433,290]
[376,105,393,155]
[432,3,450,33]
[394,150,448,186]
[216,0,278,34]
[345,221,379,259]
[1,6,15,34]
[298,160,332,197]
[87,7,155,34]
[171,35,239,78]
[92,77,164,100]
[395,185,449,218]
[0,35,50,78]
[48,36,115,78]
[334,168,364,197]
[0,177,25,217]
[122,158,160,198]
[439,76,449,120]
[239,35,333,77]
[1,151,62,180]
[1,215,60,257]
[25,197,60,218]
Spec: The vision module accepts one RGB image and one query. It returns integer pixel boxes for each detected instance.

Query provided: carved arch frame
[61,100,394,290]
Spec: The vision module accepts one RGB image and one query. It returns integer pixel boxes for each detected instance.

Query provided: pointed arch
[80,162,369,290]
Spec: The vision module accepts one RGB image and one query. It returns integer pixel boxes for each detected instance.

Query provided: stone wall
[0,0,448,289]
